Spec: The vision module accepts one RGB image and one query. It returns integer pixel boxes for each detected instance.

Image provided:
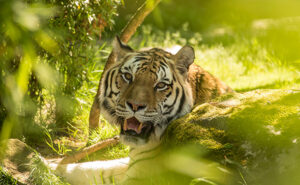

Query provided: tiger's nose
[126,101,147,112]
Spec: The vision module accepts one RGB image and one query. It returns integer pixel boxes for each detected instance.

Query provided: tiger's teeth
[124,119,128,130]
[137,122,143,134]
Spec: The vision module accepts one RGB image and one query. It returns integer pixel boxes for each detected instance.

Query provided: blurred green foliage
[119,0,300,69]
[0,0,300,184]
[0,0,121,143]
[117,0,300,31]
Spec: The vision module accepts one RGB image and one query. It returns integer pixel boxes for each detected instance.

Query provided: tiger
[50,37,232,185]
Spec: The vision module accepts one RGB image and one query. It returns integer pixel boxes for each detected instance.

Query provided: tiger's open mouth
[120,117,153,139]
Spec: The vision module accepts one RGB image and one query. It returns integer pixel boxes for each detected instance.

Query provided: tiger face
[99,37,195,147]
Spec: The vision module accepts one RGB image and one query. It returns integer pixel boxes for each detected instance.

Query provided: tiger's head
[99,37,195,147]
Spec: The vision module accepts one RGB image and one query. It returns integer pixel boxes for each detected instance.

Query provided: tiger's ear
[174,45,195,75]
[113,36,134,62]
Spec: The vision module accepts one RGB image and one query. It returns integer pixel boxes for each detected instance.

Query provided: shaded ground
[1,139,35,185]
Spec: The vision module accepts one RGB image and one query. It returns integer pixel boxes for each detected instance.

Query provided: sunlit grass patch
[132,22,299,93]
[29,155,70,185]
[88,118,119,145]
[195,43,299,91]
[84,117,129,161]
[82,143,129,161]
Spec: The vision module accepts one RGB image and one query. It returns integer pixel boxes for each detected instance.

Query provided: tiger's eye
[156,82,168,91]
[157,82,166,88]
[122,72,132,83]
[125,73,132,80]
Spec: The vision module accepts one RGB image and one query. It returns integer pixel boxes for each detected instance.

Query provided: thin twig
[59,136,119,164]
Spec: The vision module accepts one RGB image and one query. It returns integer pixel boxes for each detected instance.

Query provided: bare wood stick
[105,0,162,71]
[89,0,162,129]
[59,136,119,164]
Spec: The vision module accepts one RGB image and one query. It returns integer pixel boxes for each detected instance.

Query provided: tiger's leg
[48,157,129,185]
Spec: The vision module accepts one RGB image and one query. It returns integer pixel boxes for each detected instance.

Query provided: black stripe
[163,87,179,110]
[142,114,156,118]
[102,99,116,115]
[175,88,186,116]
[141,62,149,68]
[117,116,124,125]
[134,56,148,61]
[104,70,112,97]
[161,56,169,63]
[137,53,147,57]
[159,61,167,67]
[122,55,133,64]
[160,66,167,81]
[165,91,172,98]
[118,104,126,109]
[152,69,159,80]
[109,70,115,92]
[167,84,186,122]
[108,70,119,98]
[136,65,142,71]
[115,78,119,88]
[163,83,173,102]
[108,91,119,98]
[160,66,166,76]
[162,107,174,116]
[173,74,177,82]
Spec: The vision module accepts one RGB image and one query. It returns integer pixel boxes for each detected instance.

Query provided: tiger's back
[188,63,232,105]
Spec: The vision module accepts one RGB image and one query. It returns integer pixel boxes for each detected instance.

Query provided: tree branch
[59,136,119,164]
[89,0,162,129]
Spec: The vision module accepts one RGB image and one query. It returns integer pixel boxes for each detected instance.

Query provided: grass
[70,18,298,163]
[83,117,129,161]
[90,17,298,160]
[41,17,300,160]
[28,155,70,185]
[195,42,299,91]
[2,16,300,184]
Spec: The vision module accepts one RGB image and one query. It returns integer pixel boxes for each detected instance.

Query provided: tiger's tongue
[124,117,143,134]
